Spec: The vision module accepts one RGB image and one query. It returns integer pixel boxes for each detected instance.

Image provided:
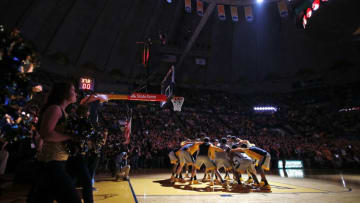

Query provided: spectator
[115,152,130,181]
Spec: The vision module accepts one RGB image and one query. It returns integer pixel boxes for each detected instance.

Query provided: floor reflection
[278,169,305,178]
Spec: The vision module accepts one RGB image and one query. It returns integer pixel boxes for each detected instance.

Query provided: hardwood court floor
[95,170,360,203]
[1,170,360,203]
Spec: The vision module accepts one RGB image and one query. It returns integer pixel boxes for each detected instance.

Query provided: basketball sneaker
[179,178,187,183]
[170,176,175,183]
[191,180,200,185]
[261,184,271,191]
[209,181,214,186]
[252,182,260,188]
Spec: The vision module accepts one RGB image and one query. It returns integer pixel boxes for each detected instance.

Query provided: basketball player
[192,137,225,186]
[168,146,181,182]
[215,138,233,181]
[231,143,271,190]
[175,141,202,183]
[180,139,192,178]
[169,139,192,182]
[228,145,254,185]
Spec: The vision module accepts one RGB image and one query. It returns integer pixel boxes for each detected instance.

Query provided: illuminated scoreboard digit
[79,77,94,91]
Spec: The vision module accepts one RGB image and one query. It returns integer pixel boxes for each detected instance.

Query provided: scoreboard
[79,77,94,91]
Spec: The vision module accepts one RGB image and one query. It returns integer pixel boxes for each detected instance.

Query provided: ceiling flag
[196,0,204,16]
[185,0,191,13]
[123,117,131,144]
[230,6,239,22]
[142,44,150,67]
[217,5,226,20]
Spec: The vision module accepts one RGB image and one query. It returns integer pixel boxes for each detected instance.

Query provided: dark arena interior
[1,0,360,202]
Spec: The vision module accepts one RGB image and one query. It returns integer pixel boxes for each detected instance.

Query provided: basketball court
[1,169,359,202]
[90,170,360,203]
[72,67,360,203]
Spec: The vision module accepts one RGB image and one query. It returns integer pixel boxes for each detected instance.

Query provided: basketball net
[171,97,184,111]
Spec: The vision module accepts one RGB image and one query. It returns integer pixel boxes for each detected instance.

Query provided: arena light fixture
[302,15,307,28]
[306,8,312,18]
[253,106,278,112]
[312,0,320,11]
[257,0,264,4]
[339,107,360,112]
[166,0,172,3]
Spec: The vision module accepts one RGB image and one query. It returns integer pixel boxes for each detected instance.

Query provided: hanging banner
[85,93,167,102]
[196,0,204,16]
[277,0,288,17]
[217,5,226,20]
[129,93,167,102]
[244,6,253,22]
[230,6,239,22]
[185,0,191,13]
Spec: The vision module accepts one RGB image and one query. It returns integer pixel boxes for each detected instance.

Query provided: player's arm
[180,140,194,146]
[211,144,225,152]
[240,140,255,148]
[231,147,246,153]
[245,140,256,147]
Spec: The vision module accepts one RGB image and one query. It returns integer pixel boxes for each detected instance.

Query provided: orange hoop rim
[171,96,184,101]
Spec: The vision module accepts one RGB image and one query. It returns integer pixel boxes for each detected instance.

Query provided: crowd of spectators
[0,25,43,176]
[2,82,359,175]
[95,83,360,172]
[1,25,360,178]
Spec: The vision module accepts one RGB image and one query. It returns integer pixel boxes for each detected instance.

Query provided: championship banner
[185,0,191,13]
[217,5,226,20]
[196,0,204,16]
[277,0,288,17]
[129,93,167,102]
[230,6,238,22]
[244,6,253,22]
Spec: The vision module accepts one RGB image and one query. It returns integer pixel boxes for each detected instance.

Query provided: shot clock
[79,77,94,91]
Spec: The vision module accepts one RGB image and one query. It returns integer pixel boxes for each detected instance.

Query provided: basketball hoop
[171,97,184,111]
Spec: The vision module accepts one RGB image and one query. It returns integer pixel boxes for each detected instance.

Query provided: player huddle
[168,135,271,191]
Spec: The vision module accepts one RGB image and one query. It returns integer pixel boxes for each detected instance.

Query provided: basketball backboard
[160,65,175,107]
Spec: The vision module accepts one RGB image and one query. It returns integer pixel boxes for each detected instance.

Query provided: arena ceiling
[1,0,359,92]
